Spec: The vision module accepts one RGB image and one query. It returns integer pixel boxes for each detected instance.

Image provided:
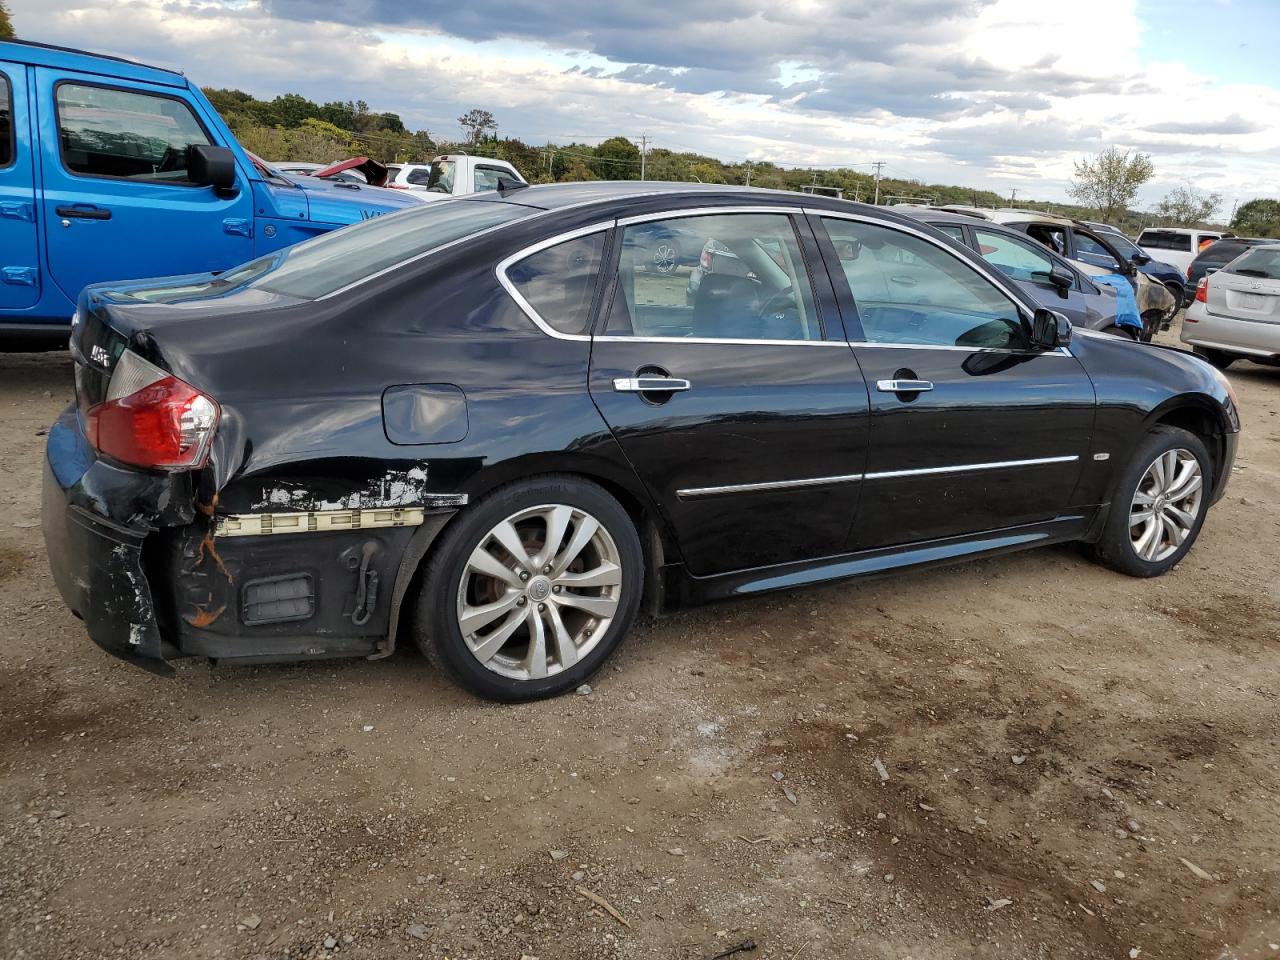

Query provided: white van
[1136,228,1225,274]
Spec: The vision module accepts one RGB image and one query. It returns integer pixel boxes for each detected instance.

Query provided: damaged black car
[44,183,1239,701]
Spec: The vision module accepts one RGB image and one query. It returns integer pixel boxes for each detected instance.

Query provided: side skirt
[670,514,1096,606]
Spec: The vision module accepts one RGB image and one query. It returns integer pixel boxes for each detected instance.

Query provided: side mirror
[188,144,237,192]
[1131,252,1152,265]
[1031,308,1071,350]
[1047,264,1073,297]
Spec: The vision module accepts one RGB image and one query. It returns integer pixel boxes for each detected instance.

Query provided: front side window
[473,167,511,192]
[822,217,1027,350]
[973,228,1060,286]
[0,73,12,168]
[56,83,212,183]
[506,232,606,335]
[605,213,821,341]
[1026,224,1069,256]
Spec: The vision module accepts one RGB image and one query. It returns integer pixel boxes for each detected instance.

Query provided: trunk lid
[1209,246,1280,321]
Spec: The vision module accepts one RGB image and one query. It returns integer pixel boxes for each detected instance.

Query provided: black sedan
[44,183,1240,701]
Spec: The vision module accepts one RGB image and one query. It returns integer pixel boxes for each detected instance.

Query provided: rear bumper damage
[42,407,184,674]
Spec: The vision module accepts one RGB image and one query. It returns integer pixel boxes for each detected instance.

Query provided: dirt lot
[2,325,1279,960]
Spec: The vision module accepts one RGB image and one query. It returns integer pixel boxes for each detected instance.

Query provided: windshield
[252,200,529,299]
[1103,233,1141,258]
[426,160,456,194]
[1223,246,1280,281]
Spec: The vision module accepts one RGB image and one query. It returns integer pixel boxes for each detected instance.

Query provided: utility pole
[745,161,752,187]
[1009,188,1018,206]
[638,134,648,181]
[872,161,885,205]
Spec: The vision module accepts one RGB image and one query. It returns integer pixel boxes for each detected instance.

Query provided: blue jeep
[0,40,419,343]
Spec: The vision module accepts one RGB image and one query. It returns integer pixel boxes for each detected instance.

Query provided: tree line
[200,88,1280,238]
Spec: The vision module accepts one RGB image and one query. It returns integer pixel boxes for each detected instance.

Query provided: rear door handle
[877,379,934,393]
[613,377,692,393]
[56,205,112,221]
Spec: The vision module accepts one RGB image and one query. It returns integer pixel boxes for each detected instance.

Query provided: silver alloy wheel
[456,503,623,681]
[652,242,678,273]
[1129,448,1204,563]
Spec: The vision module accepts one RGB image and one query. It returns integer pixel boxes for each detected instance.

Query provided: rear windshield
[1222,246,1280,281]
[1138,231,1192,252]
[252,200,529,299]
[1197,241,1249,264]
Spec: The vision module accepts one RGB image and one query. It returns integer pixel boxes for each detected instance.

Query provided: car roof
[0,39,186,88]
[481,180,857,213]
[987,210,1075,227]
[1138,227,1220,236]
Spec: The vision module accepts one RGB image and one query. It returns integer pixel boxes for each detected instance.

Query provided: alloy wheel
[1128,448,1204,563]
[456,504,623,681]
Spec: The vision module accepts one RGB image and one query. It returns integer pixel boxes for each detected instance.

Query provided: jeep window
[56,84,213,184]
[252,201,529,300]
[0,73,12,168]
[426,160,456,194]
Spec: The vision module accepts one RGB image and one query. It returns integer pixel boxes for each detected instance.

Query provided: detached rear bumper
[41,406,188,674]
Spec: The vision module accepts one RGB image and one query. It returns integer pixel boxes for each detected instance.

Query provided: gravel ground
[2,322,1279,960]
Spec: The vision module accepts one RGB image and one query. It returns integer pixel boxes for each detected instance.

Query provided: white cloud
[8,0,1278,208]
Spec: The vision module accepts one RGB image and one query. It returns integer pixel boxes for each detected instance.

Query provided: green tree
[0,2,15,39]
[1067,147,1154,223]
[1155,184,1222,226]
[1232,198,1280,238]
[458,108,496,145]
[591,136,641,180]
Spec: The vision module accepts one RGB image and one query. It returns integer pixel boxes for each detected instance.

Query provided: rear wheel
[1193,346,1235,370]
[1090,426,1211,578]
[413,477,643,701]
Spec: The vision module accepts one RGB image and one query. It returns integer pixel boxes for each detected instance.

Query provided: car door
[586,208,871,577]
[969,225,1094,325]
[812,212,1096,552]
[33,70,254,303]
[0,61,40,312]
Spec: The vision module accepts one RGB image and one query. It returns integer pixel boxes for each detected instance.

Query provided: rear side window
[506,232,607,336]
[474,166,513,192]
[56,83,213,184]
[253,201,530,299]
[406,166,433,185]
[0,73,12,168]
[1139,231,1192,252]
[932,224,965,242]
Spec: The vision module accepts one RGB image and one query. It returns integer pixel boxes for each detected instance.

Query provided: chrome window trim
[496,221,615,342]
[498,204,841,346]
[854,341,1072,357]
[676,455,1080,498]
[865,455,1078,481]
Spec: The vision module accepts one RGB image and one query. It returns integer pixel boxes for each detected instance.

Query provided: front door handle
[613,376,692,393]
[56,205,112,221]
[877,379,934,393]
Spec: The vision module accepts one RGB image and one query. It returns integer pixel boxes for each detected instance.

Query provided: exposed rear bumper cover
[41,408,187,675]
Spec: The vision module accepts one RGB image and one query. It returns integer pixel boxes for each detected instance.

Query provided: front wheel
[1090,426,1212,578]
[413,477,643,701]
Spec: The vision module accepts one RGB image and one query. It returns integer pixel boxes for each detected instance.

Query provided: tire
[413,476,643,702]
[1090,426,1212,578]
[1193,346,1235,370]
[1101,324,1138,341]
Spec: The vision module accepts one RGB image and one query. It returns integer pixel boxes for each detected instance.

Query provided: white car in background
[390,155,527,199]
[1136,227,1225,275]
[1181,242,1280,369]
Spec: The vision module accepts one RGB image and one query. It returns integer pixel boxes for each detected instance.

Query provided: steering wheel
[156,145,186,173]
[757,286,796,320]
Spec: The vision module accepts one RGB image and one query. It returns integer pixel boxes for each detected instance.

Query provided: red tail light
[1194,277,1208,304]
[1186,264,1193,280]
[84,351,219,470]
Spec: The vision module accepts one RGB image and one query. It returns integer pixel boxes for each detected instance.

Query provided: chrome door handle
[613,377,692,393]
[877,379,933,393]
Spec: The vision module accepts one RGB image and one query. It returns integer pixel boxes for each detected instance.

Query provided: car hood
[276,174,421,225]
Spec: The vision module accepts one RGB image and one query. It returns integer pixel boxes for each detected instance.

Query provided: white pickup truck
[386,155,527,199]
